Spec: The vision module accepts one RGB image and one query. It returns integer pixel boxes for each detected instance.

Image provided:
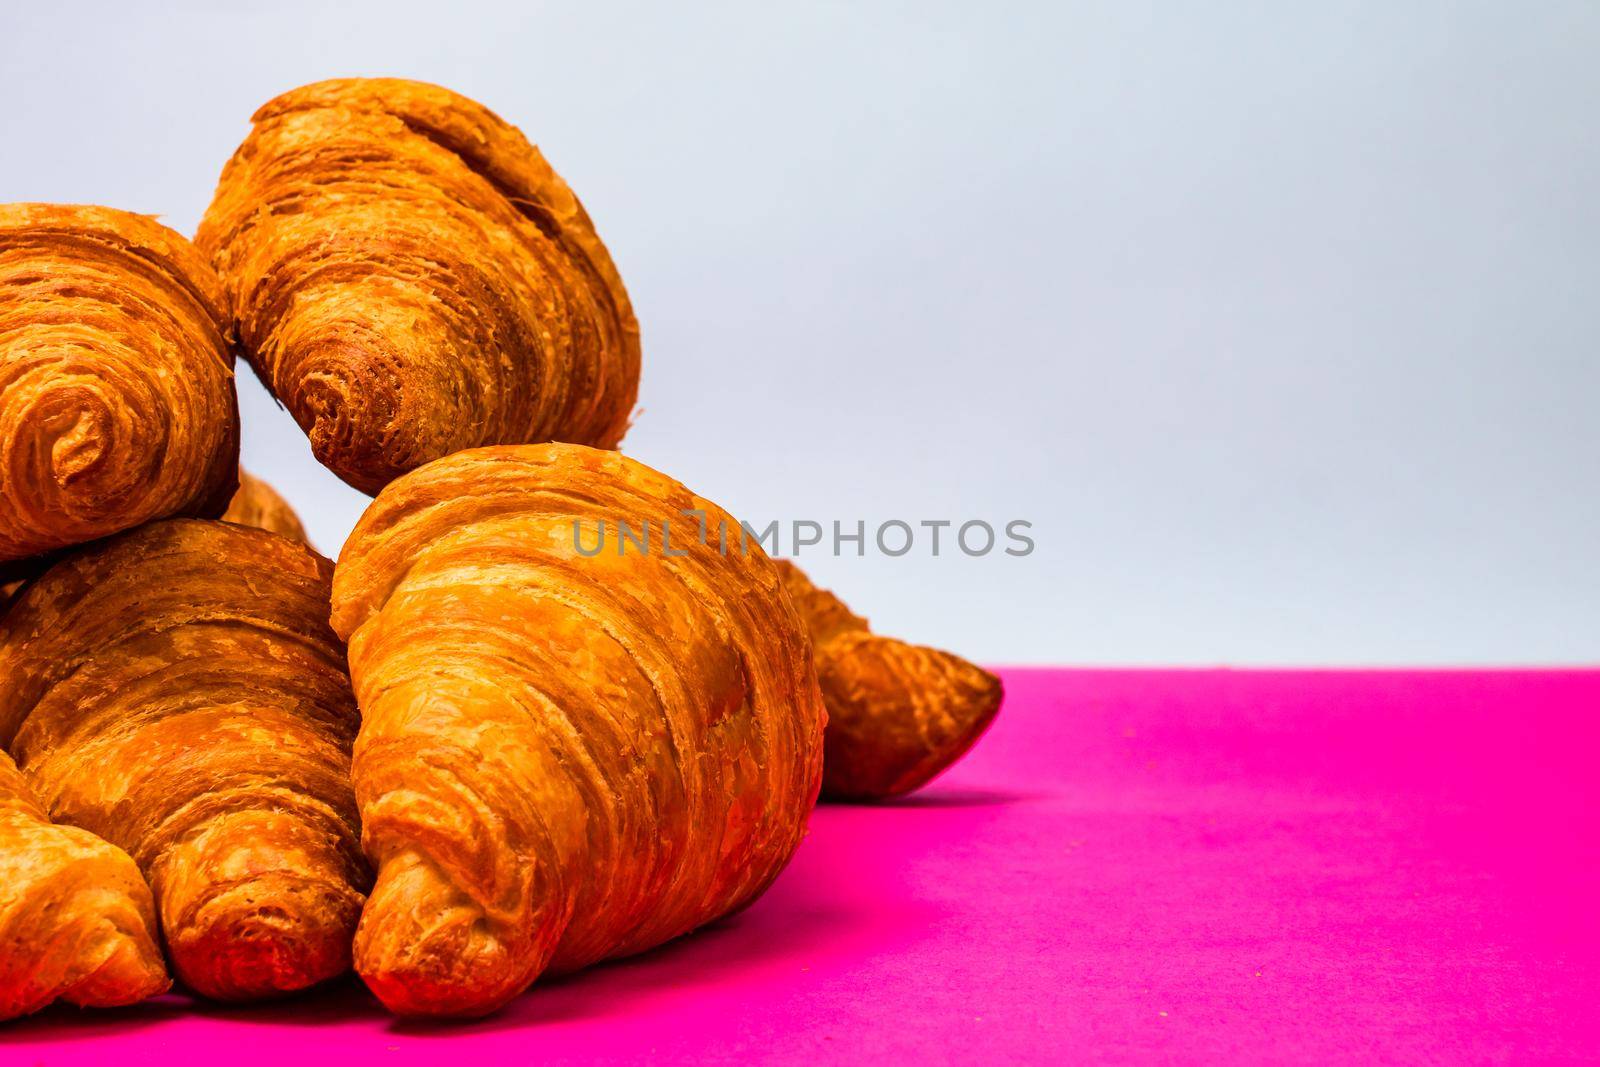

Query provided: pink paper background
[4,668,1597,1064]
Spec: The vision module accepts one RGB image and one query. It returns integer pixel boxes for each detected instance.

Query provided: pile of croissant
[0,79,1002,1021]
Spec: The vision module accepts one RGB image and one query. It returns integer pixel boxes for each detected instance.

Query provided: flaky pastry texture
[332,443,825,1017]
[0,520,367,1002]
[774,561,1002,800]
[196,78,640,495]
[0,204,239,562]
[222,468,308,544]
[0,749,168,1021]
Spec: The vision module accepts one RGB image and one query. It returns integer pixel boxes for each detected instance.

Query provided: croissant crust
[333,443,824,1016]
[222,468,308,544]
[0,749,169,1021]
[0,203,239,563]
[0,520,367,1001]
[196,78,640,495]
[774,561,1002,800]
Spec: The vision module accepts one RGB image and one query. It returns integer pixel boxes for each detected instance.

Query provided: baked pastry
[332,443,824,1016]
[0,520,367,1001]
[774,561,1002,800]
[0,204,238,563]
[0,749,168,1021]
[222,468,307,543]
[196,78,640,495]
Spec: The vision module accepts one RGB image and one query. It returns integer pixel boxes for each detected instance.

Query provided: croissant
[0,204,239,563]
[195,78,640,495]
[0,749,168,1021]
[774,561,1002,800]
[222,468,308,544]
[0,520,367,1001]
[332,443,825,1017]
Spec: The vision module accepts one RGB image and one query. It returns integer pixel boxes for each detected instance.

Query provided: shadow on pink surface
[6,850,940,1039]
[4,668,1597,1064]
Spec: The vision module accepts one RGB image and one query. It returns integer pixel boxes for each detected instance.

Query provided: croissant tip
[817,635,1005,801]
[350,848,537,1019]
[63,934,171,1008]
[169,883,357,1002]
[357,969,516,1021]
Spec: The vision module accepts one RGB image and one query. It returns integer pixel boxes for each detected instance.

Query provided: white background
[3,2,1596,664]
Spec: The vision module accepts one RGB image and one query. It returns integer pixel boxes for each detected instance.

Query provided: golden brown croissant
[0,204,239,563]
[774,561,1002,800]
[0,520,367,1002]
[195,78,640,495]
[0,749,168,1021]
[332,443,824,1017]
[222,468,308,543]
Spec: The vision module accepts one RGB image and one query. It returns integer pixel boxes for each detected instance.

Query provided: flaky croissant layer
[222,468,308,544]
[334,443,825,1017]
[0,520,368,1002]
[196,79,640,495]
[774,561,1003,800]
[0,203,239,563]
[0,750,168,1021]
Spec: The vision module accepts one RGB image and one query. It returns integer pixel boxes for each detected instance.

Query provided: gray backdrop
[3,1,1595,664]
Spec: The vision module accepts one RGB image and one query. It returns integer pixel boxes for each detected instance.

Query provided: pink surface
[5,669,1598,1064]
